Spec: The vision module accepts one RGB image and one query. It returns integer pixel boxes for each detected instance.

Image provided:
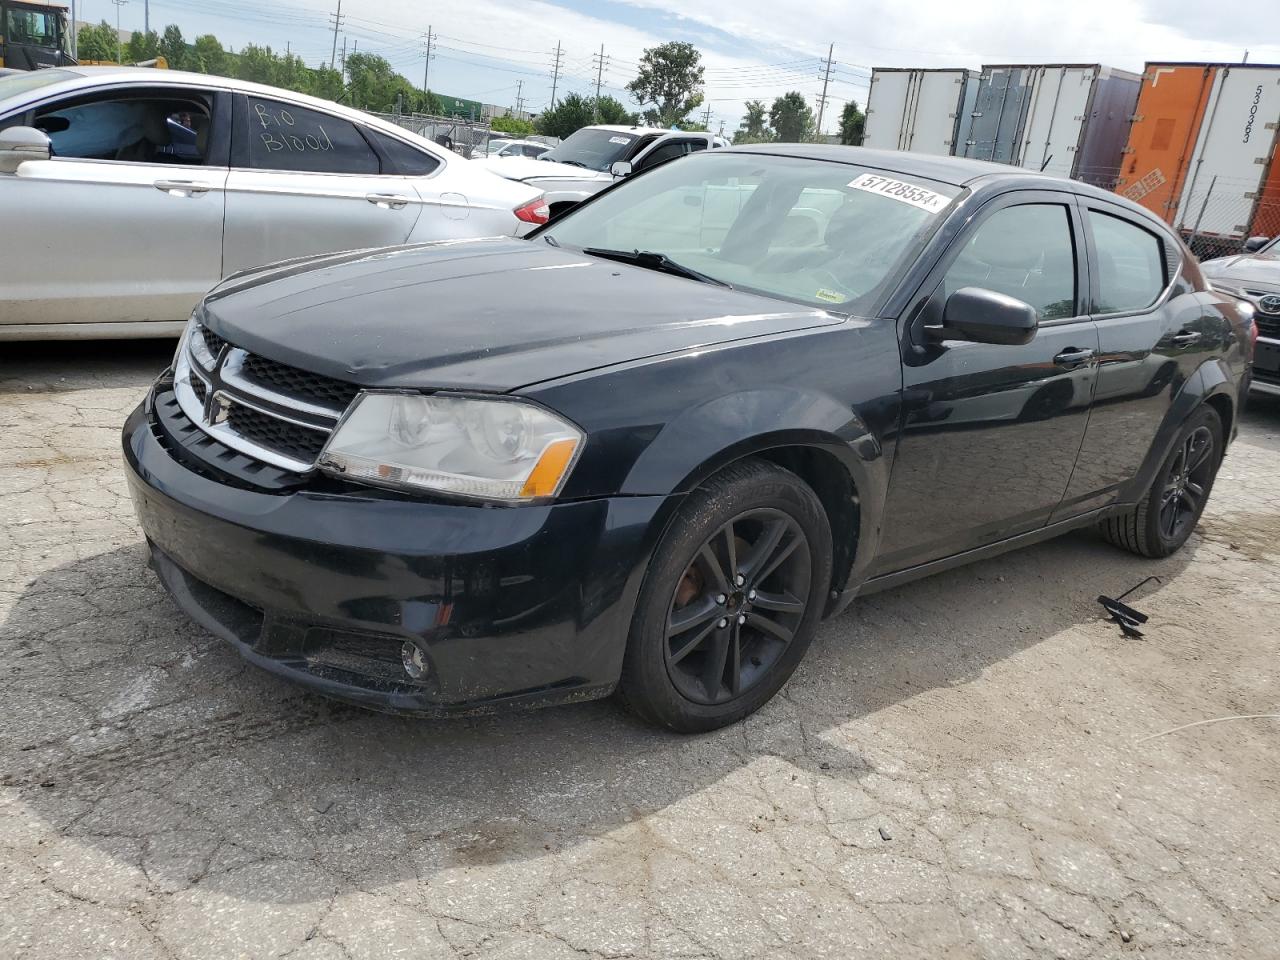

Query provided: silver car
[1201,237,1280,398]
[0,67,547,340]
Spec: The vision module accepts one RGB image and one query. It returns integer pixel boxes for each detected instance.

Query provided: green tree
[235,43,278,85]
[535,92,595,139]
[124,29,160,64]
[491,114,534,137]
[75,21,118,61]
[626,41,704,128]
[839,100,866,146]
[770,91,814,143]
[594,95,636,126]
[159,24,188,70]
[733,99,772,144]
[191,34,229,76]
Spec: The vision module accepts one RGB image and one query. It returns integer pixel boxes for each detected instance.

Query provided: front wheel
[1099,405,1223,558]
[618,459,833,733]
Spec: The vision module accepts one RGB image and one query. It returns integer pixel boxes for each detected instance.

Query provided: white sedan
[0,67,548,340]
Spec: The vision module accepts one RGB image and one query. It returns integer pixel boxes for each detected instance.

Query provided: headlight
[173,316,195,368]
[318,393,584,502]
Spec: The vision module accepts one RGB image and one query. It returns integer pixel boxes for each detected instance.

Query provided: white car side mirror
[0,126,51,174]
[610,160,633,178]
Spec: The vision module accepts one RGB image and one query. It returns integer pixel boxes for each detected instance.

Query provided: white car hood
[474,155,612,183]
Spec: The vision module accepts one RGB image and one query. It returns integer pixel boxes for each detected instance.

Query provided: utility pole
[69,0,77,59]
[111,0,127,63]
[513,79,525,118]
[815,43,834,138]
[327,0,344,71]
[592,44,608,121]
[701,102,713,130]
[340,36,347,81]
[549,41,564,108]
[143,0,149,36]
[421,26,435,95]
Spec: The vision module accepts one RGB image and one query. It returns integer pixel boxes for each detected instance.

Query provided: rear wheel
[1099,406,1222,558]
[618,459,832,733]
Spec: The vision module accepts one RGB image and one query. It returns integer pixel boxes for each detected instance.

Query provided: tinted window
[1089,211,1166,312]
[943,204,1077,320]
[367,130,439,176]
[637,140,688,171]
[542,127,639,172]
[247,98,378,174]
[33,95,213,165]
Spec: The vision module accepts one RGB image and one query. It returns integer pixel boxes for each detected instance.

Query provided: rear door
[1055,199,1215,517]
[0,84,229,328]
[872,191,1100,574]
[222,94,425,275]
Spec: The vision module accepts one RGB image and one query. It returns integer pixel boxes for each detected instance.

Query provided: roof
[722,143,1059,187]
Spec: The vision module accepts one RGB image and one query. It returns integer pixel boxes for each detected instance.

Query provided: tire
[617,459,833,733]
[1099,405,1223,558]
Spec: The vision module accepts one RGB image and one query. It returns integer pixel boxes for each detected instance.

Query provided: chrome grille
[1245,290,1280,339]
[174,322,359,473]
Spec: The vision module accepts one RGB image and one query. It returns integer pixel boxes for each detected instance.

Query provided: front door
[222,94,423,275]
[873,193,1100,575]
[0,86,228,327]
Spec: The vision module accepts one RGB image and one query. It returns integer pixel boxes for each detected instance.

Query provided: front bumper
[1250,335,1280,397]
[123,384,672,716]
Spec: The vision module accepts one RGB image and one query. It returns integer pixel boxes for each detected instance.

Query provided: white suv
[476,124,727,218]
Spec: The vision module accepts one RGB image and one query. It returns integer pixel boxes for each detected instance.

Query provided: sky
[71,0,1280,136]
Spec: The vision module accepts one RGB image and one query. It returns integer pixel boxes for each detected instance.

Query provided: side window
[942,203,1077,321]
[33,94,214,165]
[688,139,708,153]
[1088,210,1166,313]
[637,140,689,172]
[366,129,440,176]
[246,98,378,175]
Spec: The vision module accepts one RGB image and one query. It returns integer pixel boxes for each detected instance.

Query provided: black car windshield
[541,127,639,171]
[541,152,960,310]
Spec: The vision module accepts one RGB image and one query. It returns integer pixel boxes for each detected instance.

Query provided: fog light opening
[401,641,430,681]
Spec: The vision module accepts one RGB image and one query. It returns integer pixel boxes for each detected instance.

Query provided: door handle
[365,193,411,210]
[154,180,210,197]
[1053,347,1095,369]
[1171,331,1202,347]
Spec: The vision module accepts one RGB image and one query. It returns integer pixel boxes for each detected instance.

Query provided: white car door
[222,94,425,275]
[0,87,228,329]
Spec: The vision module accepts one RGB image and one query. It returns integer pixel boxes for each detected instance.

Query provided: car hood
[200,238,840,392]
[473,155,611,183]
[1201,252,1280,288]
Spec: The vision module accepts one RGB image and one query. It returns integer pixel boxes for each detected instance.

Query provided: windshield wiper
[582,248,731,287]
[550,158,588,168]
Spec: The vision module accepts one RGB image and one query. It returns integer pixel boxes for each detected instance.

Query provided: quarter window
[366,130,440,176]
[942,204,1077,321]
[1088,211,1166,313]
[246,98,378,175]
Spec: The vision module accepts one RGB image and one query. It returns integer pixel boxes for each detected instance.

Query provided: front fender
[1118,358,1238,504]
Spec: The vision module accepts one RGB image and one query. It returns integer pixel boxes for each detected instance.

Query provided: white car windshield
[541,128,638,171]
[542,152,960,311]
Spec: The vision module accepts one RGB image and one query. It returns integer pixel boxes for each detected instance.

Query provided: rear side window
[247,97,378,175]
[1089,211,1166,313]
[942,204,1077,320]
[367,130,440,176]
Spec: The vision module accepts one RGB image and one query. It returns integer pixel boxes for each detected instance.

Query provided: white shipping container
[1173,64,1280,238]
[864,68,976,156]
[1015,66,1100,176]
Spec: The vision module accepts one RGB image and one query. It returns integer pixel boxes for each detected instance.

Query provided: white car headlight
[318,392,584,502]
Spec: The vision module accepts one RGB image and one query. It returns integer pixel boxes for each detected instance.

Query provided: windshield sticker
[848,173,949,214]
[814,288,844,304]
[608,136,631,144]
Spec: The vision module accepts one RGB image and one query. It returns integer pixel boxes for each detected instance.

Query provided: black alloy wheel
[1099,405,1223,558]
[618,458,833,733]
[664,509,811,705]
[1156,425,1215,544]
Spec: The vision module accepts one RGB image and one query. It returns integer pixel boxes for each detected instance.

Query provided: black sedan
[123,145,1255,732]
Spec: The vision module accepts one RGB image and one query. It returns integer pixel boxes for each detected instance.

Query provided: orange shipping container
[1253,139,1280,240]
[1115,64,1217,226]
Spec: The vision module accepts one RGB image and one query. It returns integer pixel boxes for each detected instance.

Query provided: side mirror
[0,126,51,174]
[941,287,1039,346]
[610,160,633,178]
[1244,235,1270,253]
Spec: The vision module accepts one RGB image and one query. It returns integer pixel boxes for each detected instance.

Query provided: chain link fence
[1159,175,1280,261]
[367,113,494,159]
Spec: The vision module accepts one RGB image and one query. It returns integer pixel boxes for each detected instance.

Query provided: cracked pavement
[2,339,1279,959]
